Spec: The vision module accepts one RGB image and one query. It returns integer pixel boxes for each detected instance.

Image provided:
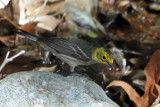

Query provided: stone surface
[0,71,119,107]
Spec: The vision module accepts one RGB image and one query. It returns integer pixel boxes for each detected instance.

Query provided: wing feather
[39,38,93,61]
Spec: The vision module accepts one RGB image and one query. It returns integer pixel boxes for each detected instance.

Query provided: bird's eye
[102,56,106,60]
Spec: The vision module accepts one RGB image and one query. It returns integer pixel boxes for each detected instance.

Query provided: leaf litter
[107,50,160,107]
[0,0,160,106]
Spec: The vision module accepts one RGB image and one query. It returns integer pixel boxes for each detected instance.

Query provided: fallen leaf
[141,50,160,106]
[0,0,20,24]
[20,22,38,34]
[16,22,37,41]
[34,65,57,72]
[15,22,38,46]
[0,35,15,46]
[106,80,142,105]
[36,15,61,31]
[19,0,63,25]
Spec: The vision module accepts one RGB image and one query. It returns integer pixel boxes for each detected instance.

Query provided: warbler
[16,29,114,72]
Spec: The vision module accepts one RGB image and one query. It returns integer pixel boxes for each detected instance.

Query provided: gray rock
[0,71,119,107]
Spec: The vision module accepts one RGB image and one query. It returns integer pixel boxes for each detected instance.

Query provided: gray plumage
[43,38,94,61]
[16,29,96,72]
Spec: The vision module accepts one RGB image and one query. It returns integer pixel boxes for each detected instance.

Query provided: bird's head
[93,47,114,70]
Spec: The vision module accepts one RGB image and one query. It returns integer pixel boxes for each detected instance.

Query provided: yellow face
[93,47,114,65]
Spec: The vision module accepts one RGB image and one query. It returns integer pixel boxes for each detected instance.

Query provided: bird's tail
[16,28,39,41]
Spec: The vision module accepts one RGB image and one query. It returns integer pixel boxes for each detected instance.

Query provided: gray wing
[39,37,94,61]
[16,29,93,61]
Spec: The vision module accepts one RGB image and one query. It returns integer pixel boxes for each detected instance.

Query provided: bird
[16,29,114,72]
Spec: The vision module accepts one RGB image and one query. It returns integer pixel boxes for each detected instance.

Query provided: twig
[0,50,25,72]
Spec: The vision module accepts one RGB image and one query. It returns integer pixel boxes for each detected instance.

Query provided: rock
[0,71,119,107]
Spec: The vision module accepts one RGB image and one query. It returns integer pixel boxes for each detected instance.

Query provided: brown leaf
[0,0,20,25]
[19,0,64,27]
[107,50,160,107]
[141,50,160,106]
[15,22,38,46]
[20,22,38,34]
[16,22,37,40]
[36,15,61,31]
[106,80,142,106]
[34,65,57,72]
[0,35,15,46]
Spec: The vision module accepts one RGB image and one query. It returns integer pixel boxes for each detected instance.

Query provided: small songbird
[16,29,114,72]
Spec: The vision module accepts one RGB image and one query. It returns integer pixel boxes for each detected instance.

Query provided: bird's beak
[109,63,114,70]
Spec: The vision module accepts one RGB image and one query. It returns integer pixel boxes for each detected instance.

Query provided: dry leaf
[107,50,160,107]
[34,65,57,72]
[19,0,63,25]
[141,50,160,106]
[19,0,62,31]
[20,22,38,34]
[16,22,37,44]
[0,0,20,24]
[0,35,15,47]
[36,15,61,31]
[106,80,142,105]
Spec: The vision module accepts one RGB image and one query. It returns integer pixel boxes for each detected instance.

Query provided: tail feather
[16,29,39,41]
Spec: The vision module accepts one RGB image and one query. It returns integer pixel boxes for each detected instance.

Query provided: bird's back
[39,37,94,61]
